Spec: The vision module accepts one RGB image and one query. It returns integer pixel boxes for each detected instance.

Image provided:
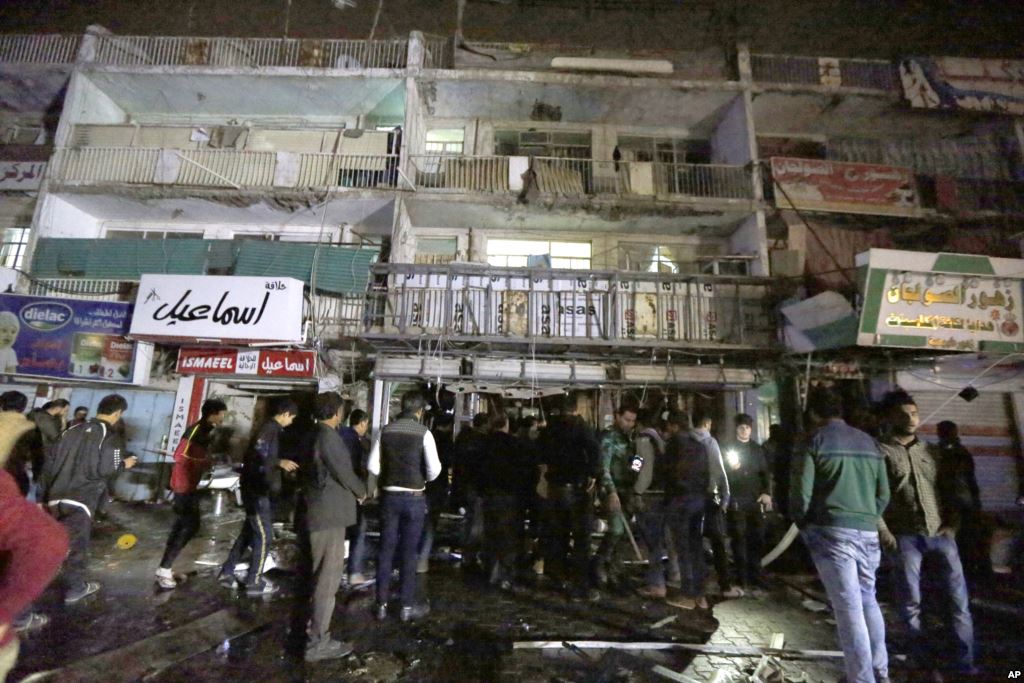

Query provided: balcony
[363,263,777,351]
[408,155,755,202]
[0,34,81,64]
[51,148,400,191]
[88,35,409,70]
[750,53,899,92]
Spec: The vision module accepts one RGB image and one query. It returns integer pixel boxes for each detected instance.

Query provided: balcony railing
[0,34,81,64]
[422,35,455,69]
[363,263,776,349]
[408,155,754,201]
[91,35,409,69]
[52,147,400,190]
[28,279,136,302]
[750,53,899,92]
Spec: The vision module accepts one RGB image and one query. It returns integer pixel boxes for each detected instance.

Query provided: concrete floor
[11,496,1024,682]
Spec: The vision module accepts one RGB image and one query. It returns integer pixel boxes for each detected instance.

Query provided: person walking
[691,408,734,598]
[339,408,373,586]
[368,390,441,621]
[38,394,138,604]
[878,392,976,681]
[722,413,773,590]
[155,398,227,589]
[303,392,366,662]
[595,404,638,590]
[791,387,889,683]
[219,398,299,596]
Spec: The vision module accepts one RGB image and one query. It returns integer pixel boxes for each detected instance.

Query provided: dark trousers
[484,494,520,584]
[597,489,635,580]
[418,493,444,566]
[704,499,731,590]
[222,496,274,586]
[53,502,92,594]
[461,491,485,564]
[542,484,594,588]
[160,492,202,570]
[641,496,669,588]
[376,492,427,607]
[346,505,369,577]
[666,494,707,598]
[308,527,347,646]
[728,507,765,587]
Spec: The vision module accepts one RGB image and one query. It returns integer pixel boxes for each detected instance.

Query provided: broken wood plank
[649,615,678,630]
[512,640,846,660]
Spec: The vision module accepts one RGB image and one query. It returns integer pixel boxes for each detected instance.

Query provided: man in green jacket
[790,387,890,683]
[595,403,638,589]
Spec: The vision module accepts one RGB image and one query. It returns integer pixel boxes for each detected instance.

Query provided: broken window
[494,129,591,159]
[415,237,459,264]
[617,243,693,274]
[486,239,591,269]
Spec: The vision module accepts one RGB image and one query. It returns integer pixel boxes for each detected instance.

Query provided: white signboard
[130,275,305,343]
[0,161,45,190]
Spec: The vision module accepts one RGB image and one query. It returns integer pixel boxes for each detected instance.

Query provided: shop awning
[233,243,379,295]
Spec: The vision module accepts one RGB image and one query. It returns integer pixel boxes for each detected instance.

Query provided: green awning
[234,242,378,295]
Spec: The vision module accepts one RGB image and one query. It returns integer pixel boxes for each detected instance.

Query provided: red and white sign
[176,347,316,378]
[771,157,919,217]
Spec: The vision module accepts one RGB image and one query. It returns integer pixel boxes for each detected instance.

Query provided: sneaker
[348,572,368,586]
[696,596,710,609]
[65,581,101,604]
[570,588,601,603]
[636,585,667,600]
[416,558,429,574]
[665,595,697,610]
[14,612,49,633]
[155,568,178,590]
[374,602,388,621]
[400,603,430,622]
[305,639,354,663]
[244,579,279,597]
[721,586,745,599]
[218,572,239,590]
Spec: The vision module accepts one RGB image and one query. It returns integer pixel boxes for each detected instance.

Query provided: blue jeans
[346,504,369,577]
[893,534,975,671]
[802,525,888,683]
[376,492,427,607]
[664,495,706,597]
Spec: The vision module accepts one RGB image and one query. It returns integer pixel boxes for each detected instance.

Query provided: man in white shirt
[367,390,440,622]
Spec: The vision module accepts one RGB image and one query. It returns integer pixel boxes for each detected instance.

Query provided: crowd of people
[0,383,993,680]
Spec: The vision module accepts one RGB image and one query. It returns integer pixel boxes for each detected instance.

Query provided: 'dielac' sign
[0,293,137,382]
[177,347,316,378]
[130,275,304,344]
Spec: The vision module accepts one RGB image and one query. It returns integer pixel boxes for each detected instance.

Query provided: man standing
[937,420,990,591]
[368,390,440,621]
[723,413,773,591]
[26,399,69,496]
[340,408,373,586]
[38,394,138,604]
[451,412,489,574]
[691,408,735,598]
[538,393,602,602]
[155,398,227,589]
[71,406,89,427]
[595,404,638,589]
[304,392,366,662]
[219,398,299,596]
[879,392,975,681]
[791,387,889,683]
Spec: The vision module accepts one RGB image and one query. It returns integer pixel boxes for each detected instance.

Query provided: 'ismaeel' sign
[129,275,304,344]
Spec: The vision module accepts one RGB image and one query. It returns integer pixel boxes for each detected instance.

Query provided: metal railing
[409,155,510,192]
[28,278,136,302]
[311,293,366,338]
[52,147,400,189]
[91,35,408,69]
[363,263,776,348]
[422,35,454,69]
[750,53,899,92]
[0,34,80,63]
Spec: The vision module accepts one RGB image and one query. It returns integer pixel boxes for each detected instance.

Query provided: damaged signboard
[770,157,918,217]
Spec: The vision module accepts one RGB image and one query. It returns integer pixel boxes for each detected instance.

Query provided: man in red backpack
[155,399,227,589]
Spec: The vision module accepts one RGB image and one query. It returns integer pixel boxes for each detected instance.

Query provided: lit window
[486,239,591,269]
[425,129,465,155]
[0,228,30,270]
[618,243,685,273]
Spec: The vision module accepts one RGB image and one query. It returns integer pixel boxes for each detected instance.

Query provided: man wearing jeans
[791,388,890,683]
[878,391,975,681]
[368,390,440,622]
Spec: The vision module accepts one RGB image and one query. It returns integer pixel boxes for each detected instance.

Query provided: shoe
[14,612,49,633]
[696,596,710,609]
[570,588,601,603]
[665,595,697,609]
[348,572,367,586]
[244,579,279,597]
[375,602,388,621]
[721,586,745,599]
[499,580,513,592]
[305,639,354,663]
[65,581,101,604]
[636,585,667,599]
[416,558,429,574]
[218,572,239,589]
[155,568,178,590]
[400,603,430,622]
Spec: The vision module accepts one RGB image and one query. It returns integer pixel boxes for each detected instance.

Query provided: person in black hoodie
[722,413,773,591]
[38,394,137,604]
[219,398,299,596]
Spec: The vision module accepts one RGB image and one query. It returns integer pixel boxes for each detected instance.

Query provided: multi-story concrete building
[1,29,1022,509]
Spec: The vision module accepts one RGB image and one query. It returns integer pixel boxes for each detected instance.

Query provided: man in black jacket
[304,392,366,662]
[722,413,773,591]
[39,394,137,603]
[219,398,299,596]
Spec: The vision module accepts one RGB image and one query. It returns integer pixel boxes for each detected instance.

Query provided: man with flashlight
[723,413,772,592]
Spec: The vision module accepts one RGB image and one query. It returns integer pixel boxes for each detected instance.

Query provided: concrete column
[407,31,425,74]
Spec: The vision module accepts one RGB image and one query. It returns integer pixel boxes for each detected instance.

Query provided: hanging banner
[771,157,919,217]
[176,347,316,378]
[0,293,137,382]
[899,57,1024,116]
[857,249,1024,352]
[0,161,45,190]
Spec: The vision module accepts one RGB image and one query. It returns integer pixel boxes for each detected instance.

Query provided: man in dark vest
[367,390,440,622]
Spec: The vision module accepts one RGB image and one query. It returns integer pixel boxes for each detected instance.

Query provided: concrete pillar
[407,31,425,74]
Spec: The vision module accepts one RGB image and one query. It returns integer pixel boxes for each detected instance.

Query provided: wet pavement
[12,498,1024,682]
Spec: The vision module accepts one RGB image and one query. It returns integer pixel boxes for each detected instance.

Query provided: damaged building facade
[1,30,1023,510]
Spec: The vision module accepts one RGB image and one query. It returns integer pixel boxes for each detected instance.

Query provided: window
[618,243,689,274]
[425,129,465,155]
[493,130,591,158]
[415,237,459,264]
[0,228,29,269]
[616,136,710,164]
[105,229,205,240]
[232,230,339,244]
[486,239,591,269]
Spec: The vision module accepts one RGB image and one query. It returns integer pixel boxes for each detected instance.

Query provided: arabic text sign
[130,275,304,343]
[771,157,918,217]
[0,294,137,382]
[177,347,316,378]
[0,161,45,190]
[900,57,1024,116]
